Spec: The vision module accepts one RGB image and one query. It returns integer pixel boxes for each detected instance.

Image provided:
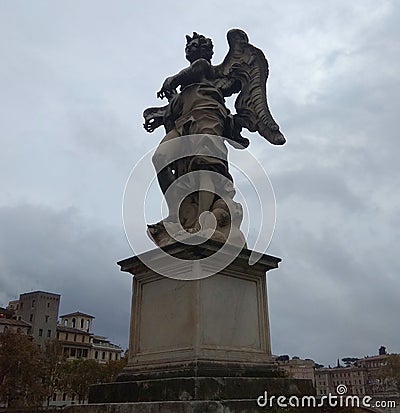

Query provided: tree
[0,330,46,409]
[378,354,400,394]
[40,339,66,407]
[59,359,103,403]
[101,356,128,382]
[342,357,359,366]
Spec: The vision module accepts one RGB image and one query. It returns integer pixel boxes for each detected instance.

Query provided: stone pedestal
[85,241,315,411]
[121,241,278,378]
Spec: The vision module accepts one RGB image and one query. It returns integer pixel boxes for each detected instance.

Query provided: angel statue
[143,29,285,248]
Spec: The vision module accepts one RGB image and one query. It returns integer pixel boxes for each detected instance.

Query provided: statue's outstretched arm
[157,59,211,100]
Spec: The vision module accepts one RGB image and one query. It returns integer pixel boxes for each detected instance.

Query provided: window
[80,319,84,329]
[77,349,82,358]
[64,319,68,326]
[47,302,50,308]
[66,333,69,341]
[109,353,112,360]
[86,320,90,331]
[74,334,77,342]
[39,328,43,337]
[57,332,60,339]
[81,335,85,342]
[70,348,76,357]
[32,299,35,308]
[102,352,106,360]
[72,318,76,328]
[45,315,49,323]
[62,393,66,401]
[82,349,88,358]
[53,393,57,401]
[29,314,33,322]
[95,351,98,359]
[47,329,51,338]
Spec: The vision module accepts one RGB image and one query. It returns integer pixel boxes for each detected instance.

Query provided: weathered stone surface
[144,30,285,247]
[117,242,280,379]
[89,376,313,404]
[66,400,372,413]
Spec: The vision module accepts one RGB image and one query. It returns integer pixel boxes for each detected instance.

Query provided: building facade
[6,291,124,406]
[315,365,367,396]
[359,354,398,395]
[276,355,316,386]
[51,312,123,406]
[56,311,122,363]
[0,307,31,335]
[7,291,60,348]
[315,350,398,398]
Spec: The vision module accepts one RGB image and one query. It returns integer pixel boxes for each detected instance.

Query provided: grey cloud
[0,204,132,348]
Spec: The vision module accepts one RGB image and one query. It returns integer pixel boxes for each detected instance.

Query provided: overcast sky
[0,0,399,367]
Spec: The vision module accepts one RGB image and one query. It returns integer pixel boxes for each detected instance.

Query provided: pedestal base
[66,400,373,413]
[120,241,279,372]
[89,375,313,404]
[84,242,317,412]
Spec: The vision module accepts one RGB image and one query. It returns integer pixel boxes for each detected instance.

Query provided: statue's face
[185,39,212,63]
[185,39,202,63]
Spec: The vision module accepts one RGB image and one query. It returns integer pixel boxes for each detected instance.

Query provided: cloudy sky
[1,0,399,367]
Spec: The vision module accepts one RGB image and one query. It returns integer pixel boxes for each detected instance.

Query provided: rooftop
[0,318,31,327]
[59,311,95,319]
[20,291,60,298]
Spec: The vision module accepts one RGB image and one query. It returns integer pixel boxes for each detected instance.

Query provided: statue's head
[185,32,214,63]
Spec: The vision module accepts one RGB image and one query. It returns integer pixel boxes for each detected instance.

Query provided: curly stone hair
[185,32,214,61]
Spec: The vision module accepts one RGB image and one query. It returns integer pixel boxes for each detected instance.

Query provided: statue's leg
[152,129,180,221]
[197,173,216,230]
[188,113,228,230]
[152,129,180,193]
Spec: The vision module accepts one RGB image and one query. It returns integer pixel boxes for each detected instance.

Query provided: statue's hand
[157,77,176,100]
[143,107,165,133]
[143,116,162,133]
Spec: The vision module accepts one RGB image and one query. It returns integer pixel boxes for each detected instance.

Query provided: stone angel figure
[143,29,285,248]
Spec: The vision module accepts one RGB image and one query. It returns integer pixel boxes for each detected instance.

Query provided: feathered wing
[215,29,285,145]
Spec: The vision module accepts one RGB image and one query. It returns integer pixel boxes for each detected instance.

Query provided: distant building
[6,290,124,406]
[359,354,396,395]
[315,348,398,397]
[50,311,123,406]
[59,311,94,333]
[0,307,31,335]
[56,311,122,363]
[315,365,367,396]
[7,291,60,348]
[276,355,316,386]
[92,335,123,363]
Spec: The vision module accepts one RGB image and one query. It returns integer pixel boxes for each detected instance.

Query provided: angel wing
[215,29,285,145]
